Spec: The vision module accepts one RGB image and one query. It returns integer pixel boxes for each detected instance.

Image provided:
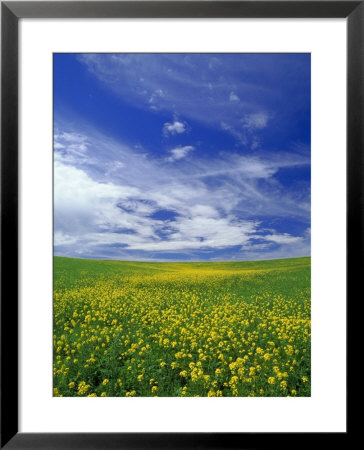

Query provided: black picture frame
[1,1,356,448]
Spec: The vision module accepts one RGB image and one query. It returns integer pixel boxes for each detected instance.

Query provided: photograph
[53,53,311,398]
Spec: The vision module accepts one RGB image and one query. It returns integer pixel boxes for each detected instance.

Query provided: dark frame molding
[1,1,357,448]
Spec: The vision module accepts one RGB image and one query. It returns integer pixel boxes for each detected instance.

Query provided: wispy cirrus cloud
[53,119,310,261]
[77,53,309,149]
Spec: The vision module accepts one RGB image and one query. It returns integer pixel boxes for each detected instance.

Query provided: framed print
[1,1,357,448]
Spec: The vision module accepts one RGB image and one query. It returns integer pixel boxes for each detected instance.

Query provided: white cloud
[54,131,90,164]
[166,145,194,162]
[242,112,269,130]
[149,89,165,109]
[54,158,257,254]
[163,120,186,136]
[251,137,261,150]
[229,91,240,102]
[54,161,141,238]
[221,121,247,145]
[264,233,303,244]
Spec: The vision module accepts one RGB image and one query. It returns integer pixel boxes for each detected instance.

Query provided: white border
[19,18,346,432]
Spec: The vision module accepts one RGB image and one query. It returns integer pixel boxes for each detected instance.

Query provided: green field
[53,256,311,397]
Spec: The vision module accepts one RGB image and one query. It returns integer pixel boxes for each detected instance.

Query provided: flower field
[53,256,311,397]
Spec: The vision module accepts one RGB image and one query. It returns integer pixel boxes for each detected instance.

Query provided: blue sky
[54,53,310,261]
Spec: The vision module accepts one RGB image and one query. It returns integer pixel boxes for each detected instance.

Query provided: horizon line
[53,254,311,264]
